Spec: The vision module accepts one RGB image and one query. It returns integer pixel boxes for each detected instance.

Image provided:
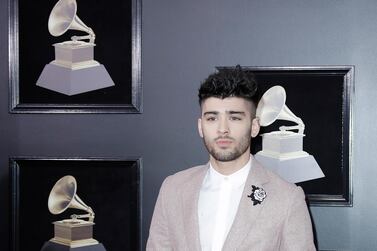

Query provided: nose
[217,117,229,135]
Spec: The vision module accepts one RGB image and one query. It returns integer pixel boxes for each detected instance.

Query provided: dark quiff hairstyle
[198,65,258,106]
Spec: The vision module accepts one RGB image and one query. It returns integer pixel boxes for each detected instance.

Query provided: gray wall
[1,0,376,250]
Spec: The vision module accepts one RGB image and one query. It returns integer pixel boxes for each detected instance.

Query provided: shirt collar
[207,155,252,188]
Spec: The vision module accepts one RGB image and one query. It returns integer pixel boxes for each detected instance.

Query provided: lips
[216,139,233,147]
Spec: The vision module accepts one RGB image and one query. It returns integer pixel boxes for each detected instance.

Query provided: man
[147,66,316,251]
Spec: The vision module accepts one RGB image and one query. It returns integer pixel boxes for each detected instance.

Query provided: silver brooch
[248,185,267,206]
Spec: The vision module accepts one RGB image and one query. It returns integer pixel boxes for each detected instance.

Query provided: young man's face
[198,97,260,162]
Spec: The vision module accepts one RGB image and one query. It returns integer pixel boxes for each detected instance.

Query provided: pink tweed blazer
[147,159,316,251]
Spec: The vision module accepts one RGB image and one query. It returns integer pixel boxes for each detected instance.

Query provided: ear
[251,118,260,138]
[198,118,204,138]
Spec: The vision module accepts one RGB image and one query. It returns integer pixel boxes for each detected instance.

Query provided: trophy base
[41,241,106,251]
[53,41,96,66]
[260,131,305,155]
[36,63,115,96]
[255,153,325,183]
[41,220,106,251]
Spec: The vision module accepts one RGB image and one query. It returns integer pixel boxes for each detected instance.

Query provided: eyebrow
[203,111,246,116]
[228,111,246,115]
[203,111,218,116]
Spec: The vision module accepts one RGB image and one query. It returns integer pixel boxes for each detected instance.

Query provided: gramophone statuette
[36,0,114,96]
[255,85,325,183]
[40,175,106,251]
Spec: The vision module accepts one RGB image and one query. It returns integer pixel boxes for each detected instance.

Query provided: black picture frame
[10,157,142,251]
[218,66,354,206]
[9,0,142,113]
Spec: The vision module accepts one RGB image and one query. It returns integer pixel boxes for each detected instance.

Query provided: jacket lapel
[181,164,208,251]
[222,159,270,251]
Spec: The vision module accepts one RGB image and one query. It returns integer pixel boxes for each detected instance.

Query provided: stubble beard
[202,131,252,162]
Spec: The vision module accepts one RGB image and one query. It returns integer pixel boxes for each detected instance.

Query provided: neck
[210,151,251,176]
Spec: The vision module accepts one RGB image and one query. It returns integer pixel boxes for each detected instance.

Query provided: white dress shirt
[198,156,252,251]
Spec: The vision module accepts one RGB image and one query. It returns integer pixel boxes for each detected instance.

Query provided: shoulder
[254,160,305,203]
[161,164,208,189]
[263,164,299,189]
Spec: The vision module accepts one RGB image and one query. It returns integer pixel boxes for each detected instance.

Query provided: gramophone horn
[48,175,90,215]
[256,85,304,127]
[256,85,286,127]
[48,0,93,37]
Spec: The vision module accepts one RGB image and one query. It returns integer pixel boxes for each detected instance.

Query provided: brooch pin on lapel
[248,185,267,206]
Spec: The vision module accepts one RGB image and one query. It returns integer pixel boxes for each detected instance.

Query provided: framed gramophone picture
[9,0,141,113]
[218,65,354,206]
[10,157,142,251]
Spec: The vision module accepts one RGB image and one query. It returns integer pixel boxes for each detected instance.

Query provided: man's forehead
[201,97,253,113]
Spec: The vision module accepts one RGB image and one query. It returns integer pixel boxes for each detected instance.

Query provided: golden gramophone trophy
[40,175,107,251]
[36,0,114,95]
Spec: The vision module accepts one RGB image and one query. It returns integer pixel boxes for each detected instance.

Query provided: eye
[206,116,217,121]
[230,116,242,121]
